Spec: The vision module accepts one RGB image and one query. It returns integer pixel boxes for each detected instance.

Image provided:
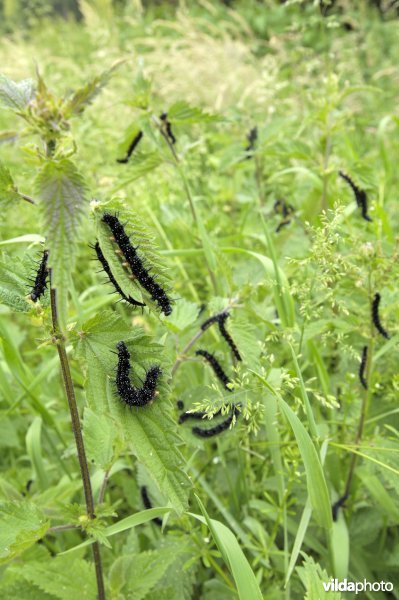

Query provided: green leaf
[279,398,332,530]
[16,556,96,600]
[110,549,177,600]
[0,255,31,312]
[0,501,49,564]
[164,299,199,333]
[0,161,21,207]
[60,508,172,555]
[26,417,49,490]
[113,151,163,190]
[83,408,119,470]
[192,496,263,600]
[0,74,35,111]
[297,554,342,599]
[117,400,190,515]
[167,101,219,124]
[63,62,122,117]
[35,159,87,327]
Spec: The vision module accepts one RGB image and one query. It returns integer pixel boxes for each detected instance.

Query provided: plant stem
[50,286,105,600]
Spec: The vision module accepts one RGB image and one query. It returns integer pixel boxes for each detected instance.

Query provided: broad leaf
[63,62,122,117]
[0,500,49,564]
[83,408,120,470]
[15,556,96,600]
[0,74,35,111]
[35,159,87,326]
[0,255,31,312]
[167,101,219,124]
[0,161,21,207]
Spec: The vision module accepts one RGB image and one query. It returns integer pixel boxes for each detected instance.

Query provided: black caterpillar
[176,400,185,411]
[331,493,348,522]
[117,130,144,164]
[372,293,390,339]
[195,349,232,391]
[102,213,172,316]
[218,313,242,361]
[339,171,372,222]
[93,241,145,308]
[179,407,221,425]
[192,405,239,438]
[359,345,368,390]
[116,341,161,407]
[245,126,258,157]
[160,112,176,145]
[30,250,49,302]
[140,485,162,526]
[200,311,242,361]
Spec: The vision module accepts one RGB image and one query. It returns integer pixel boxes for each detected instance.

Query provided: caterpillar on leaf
[30,250,49,302]
[102,212,173,316]
[115,341,161,407]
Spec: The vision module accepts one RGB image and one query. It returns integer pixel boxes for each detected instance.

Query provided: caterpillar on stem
[372,293,390,339]
[339,171,372,222]
[117,131,143,164]
[359,345,368,390]
[195,349,232,391]
[192,405,239,438]
[30,250,49,302]
[160,112,176,145]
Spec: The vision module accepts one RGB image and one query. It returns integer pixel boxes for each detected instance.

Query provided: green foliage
[0,1,399,598]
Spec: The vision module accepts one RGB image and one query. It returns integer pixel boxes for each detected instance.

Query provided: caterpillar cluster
[331,493,348,522]
[117,130,143,164]
[245,126,257,157]
[195,349,232,391]
[339,171,372,222]
[371,292,390,339]
[200,310,241,361]
[115,341,161,407]
[359,345,368,390]
[102,213,172,316]
[92,241,145,308]
[140,485,162,526]
[160,112,176,145]
[29,250,49,302]
[192,405,240,438]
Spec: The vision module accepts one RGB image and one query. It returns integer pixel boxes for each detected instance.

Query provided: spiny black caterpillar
[30,249,49,302]
[140,485,162,526]
[160,112,176,145]
[359,345,368,390]
[245,126,257,157]
[176,400,185,411]
[274,199,295,233]
[179,407,221,425]
[339,171,372,222]
[102,213,172,316]
[117,130,144,164]
[195,349,232,391]
[92,241,145,308]
[372,293,390,339]
[116,341,162,407]
[192,405,239,438]
[331,493,348,522]
[218,312,242,361]
[200,310,242,361]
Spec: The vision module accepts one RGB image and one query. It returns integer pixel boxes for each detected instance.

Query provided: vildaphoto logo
[323,579,393,594]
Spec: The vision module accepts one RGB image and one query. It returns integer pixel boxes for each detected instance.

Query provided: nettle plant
[0,69,262,599]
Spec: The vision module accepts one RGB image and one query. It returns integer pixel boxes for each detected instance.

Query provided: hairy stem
[50,286,105,600]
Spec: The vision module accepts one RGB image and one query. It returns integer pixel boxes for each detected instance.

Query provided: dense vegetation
[0,1,399,598]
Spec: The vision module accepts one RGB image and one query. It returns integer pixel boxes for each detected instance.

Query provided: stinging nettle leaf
[0,74,35,111]
[35,158,87,325]
[0,500,50,564]
[167,101,220,124]
[0,161,21,208]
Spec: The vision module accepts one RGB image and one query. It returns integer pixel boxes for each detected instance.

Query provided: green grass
[0,1,399,599]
